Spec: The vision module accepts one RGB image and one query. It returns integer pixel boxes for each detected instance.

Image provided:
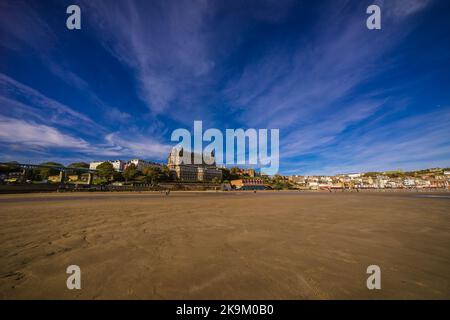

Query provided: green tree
[211,177,221,184]
[141,165,172,184]
[160,165,171,181]
[0,161,20,174]
[363,172,379,177]
[112,171,125,182]
[268,175,294,190]
[229,167,241,179]
[37,162,63,179]
[67,162,90,179]
[68,162,89,169]
[385,170,405,178]
[96,162,115,182]
[123,163,139,182]
[143,166,160,184]
[220,168,232,181]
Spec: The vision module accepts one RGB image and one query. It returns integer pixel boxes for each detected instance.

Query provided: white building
[319,176,332,183]
[125,159,161,172]
[403,179,416,187]
[89,160,125,172]
[307,181,319,190]
[376,177,388,188]
[347,173,362,179]
[385,181,398,188]
[110,160,125,171]
[289,175,306,184]
[89,161,105,170]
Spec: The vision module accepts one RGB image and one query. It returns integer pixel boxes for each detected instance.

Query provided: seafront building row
[88,147,223,183]
[288,171,450,190]
[1,146,449,190]
[86,146,450,189]
[88,159,162,172]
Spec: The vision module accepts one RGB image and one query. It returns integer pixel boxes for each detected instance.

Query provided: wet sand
[0,191,449,299]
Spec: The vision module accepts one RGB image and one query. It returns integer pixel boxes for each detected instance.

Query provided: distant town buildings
[288,175,306,184]
[283,170,450,190]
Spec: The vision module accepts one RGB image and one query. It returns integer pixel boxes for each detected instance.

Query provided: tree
[123,163,139,182]
[211,177,221,184]
[230,167,241,179]
[67,162,90,178]
[143,166,160,185]
[364,172,379,178]
[385,170,405,178]
[96,162,115,182]
[160,165,171,181]
[139,165,172,185]
[269,175,294,190]
[37,162,63,179]
[112,171,125,182]
[68,162,89,169]
[0,161,19,174]
[220,168,232,181]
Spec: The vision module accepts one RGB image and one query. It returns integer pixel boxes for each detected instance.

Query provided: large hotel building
[167,147,222,182]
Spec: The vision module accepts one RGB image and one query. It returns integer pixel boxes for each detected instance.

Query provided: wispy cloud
[223,0,440,173]
[376,0,434,18]
[0,74,171,163]
[105,132,171,160]
[0,2,135,130]
[291,107,450,175]
[0,114,172,163]
[0,115,91,150]
[0,73,101,133]
[224,2,412,129]
[82,0,215,116]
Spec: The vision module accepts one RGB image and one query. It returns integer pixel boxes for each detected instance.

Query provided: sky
[0,0,449,175]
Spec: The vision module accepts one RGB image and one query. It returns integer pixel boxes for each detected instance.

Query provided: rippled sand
[1,191,449,299]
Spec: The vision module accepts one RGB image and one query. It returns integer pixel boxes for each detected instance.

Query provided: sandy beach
[0,191,449,299]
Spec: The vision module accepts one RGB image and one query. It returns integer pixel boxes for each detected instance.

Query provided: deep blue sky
[1,0,449,175]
